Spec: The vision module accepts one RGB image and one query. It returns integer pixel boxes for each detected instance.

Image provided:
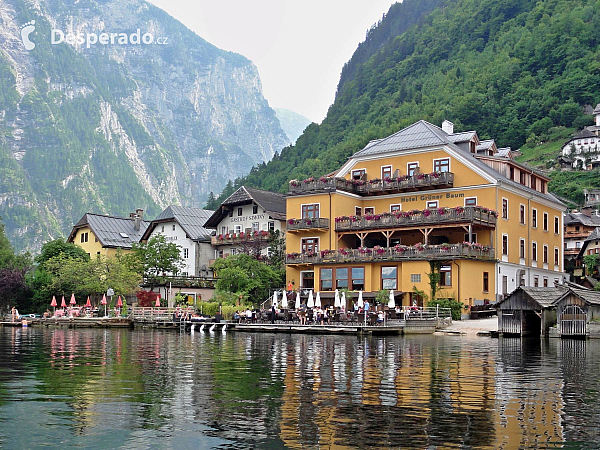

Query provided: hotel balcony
[288,172,454,196]
[286,243,496,265]
[335,206,497,232]
[211,232,271,245]
[287,217,330,232]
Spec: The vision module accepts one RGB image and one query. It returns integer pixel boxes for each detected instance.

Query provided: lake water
[0,327,599,449]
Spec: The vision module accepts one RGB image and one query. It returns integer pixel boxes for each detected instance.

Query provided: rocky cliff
[0,0,289,250]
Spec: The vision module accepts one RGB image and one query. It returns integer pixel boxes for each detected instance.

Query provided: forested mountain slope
[0,0,288,250]
[217,0,600,204]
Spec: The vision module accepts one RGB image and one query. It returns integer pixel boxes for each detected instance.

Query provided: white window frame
[390,204,402,212]
[301,237,320,253]
[351,168,366,179]
[464,197,477,207]
[183,248,189,259]
[502,233,509,257]
[519,203,526,225]
[426,200,438,209]
[172,224,176,231]
[234,225,242,233]
[406,161,419,177]
[543,212,549,232]
[532,208,538,228]
[554,216,560,235]
[252,222,260,232]
[543,244,549,266]
[554,246,560,269]
[432,157,451,173]
[301,203,321,219]
[381,165,393,179]
[519,238,526,261]
[364,206,375,215]
[501,197,509,220]
[355,207,362,216]
[532,241,538,265]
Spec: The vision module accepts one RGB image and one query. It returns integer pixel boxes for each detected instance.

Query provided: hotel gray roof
[70,213,150,249]
[349,120,564,206]
[142,206,215,242]
[204,186,286,228]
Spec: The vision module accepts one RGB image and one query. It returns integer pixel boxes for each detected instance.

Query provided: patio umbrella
[85,297,91,308]
[341,291,346,310]
[315,291,321,308]
[357,291,364,309]
[281,291,288,309]
[51,296,57,316]
[307,290,315,308]
[272,290,278,307]
[155,295,161,307]
[295,291,301,309]
[101,294,107,317]
[70,293,76,306]
[117,295,123,307]
[334,289,340,308]
[60,296,67,308]
[388,290,396,309]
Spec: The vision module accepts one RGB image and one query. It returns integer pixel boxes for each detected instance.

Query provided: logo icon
[20,20,36,51]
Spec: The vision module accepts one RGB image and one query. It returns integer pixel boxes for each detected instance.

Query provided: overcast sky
[146,0,398,123]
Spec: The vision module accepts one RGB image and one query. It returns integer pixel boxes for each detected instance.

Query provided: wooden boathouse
[496,287,566,336]
[497,285,600,338]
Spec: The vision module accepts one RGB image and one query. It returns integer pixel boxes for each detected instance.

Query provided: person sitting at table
[322,308,329,325]
[298,301,307,325]
[245,308,252,322]
[377,310,384,325]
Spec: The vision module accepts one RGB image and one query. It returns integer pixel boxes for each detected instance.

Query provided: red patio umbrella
[101,294,107,317]
[155,295,161,308]
[50,296,57,307]
[85,297,91,308]
[60,296,67,308]
[70,293,76,305]
[116,296,123,307]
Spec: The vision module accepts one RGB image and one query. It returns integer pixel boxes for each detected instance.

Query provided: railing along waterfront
[131,307,195,322]
[335,206,497,231]
[286,243,495,264]
[287,172,454,196]
[287,217,330,231]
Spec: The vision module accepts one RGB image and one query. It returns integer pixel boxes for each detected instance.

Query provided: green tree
[130,234,184,279]
[36,238,89,268]
[205,191,218,210]
[213,253,281,302]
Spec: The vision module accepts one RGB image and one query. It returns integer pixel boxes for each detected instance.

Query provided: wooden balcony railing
[211,232,270,245]
[287,217,330,231]
[288,172,454,196]
[355,172,454,195]
[288,177,355,195]
[286,243,495,265]
[335,206,497,231]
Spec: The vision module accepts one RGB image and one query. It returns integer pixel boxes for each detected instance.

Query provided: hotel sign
[229,214,266,223]
[399,192,465,203]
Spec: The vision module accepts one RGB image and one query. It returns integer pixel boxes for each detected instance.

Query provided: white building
[561,104,600,169]
[204,186,286,259]
[141,206,215,277]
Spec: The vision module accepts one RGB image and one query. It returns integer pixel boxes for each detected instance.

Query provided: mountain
[274,108,312,144]
[0,0,289,251]
[214,0,600,206]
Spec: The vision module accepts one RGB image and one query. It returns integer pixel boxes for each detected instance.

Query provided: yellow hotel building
[285,120,565,307]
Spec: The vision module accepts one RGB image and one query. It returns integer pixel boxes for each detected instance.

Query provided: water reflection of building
[494,338,564,448]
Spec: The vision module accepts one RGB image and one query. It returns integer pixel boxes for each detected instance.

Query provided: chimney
[581,206,593,218]
[134,209,143,231]
[442,120,454,134]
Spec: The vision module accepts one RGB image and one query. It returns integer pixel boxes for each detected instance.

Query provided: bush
[427,298,463,320]
[375,289,389,306]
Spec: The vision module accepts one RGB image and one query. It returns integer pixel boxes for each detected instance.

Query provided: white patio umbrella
[272,290,278,307]
[315,291,322,308]
[281,291,288,309]
[307,290,315,308]
[388,290,396,308]
[341,291,346,310]
[334,289,340,308]
[357,290,364,308]
[295,291,301,309]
